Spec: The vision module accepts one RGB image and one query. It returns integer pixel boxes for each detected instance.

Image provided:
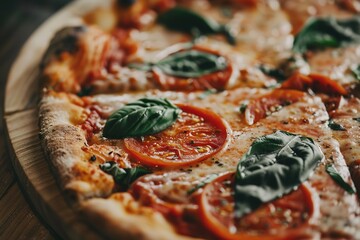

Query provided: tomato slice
[281,72,347,96]
[199,173,318,240]
[152,46,233,91]
[124,104,229,167]
[244,89,306,125]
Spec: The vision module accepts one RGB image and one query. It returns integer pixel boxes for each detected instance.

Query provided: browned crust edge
[39,92,115,203]
[38,92,190,240]
[80,193,195,240]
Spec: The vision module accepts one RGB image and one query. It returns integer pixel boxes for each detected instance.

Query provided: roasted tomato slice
[281,72,347,96]
[124,104,229,167]
[244,89,306,125]
[199,173,318,240]
[152,46,233,91]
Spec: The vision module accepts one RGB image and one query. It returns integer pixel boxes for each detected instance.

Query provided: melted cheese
[42,0,360,238]
[280,0,354,33]
[307,46,360,85]
[85,88,360,237]
[44,0,360,94]
[330,98,360,165]
[75,0,294,93]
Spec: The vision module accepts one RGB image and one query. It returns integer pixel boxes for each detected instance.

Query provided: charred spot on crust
[41,26,87,68]
[117,0,137,7]
[90,155,97,162]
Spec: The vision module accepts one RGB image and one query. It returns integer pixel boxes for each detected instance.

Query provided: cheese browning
[39,0,360,239]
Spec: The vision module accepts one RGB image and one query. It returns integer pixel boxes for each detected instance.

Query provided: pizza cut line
[38,0,360,239]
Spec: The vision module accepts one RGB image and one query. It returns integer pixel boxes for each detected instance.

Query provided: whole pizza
[38,0,360,239]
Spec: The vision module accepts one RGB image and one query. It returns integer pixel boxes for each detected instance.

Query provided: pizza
[38,0,360,239]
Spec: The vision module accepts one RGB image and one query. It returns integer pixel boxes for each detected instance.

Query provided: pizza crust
[38,92,197,239]
[39,91,114,203]
[36,0,360,239]
[39,87,360,238]
[81,193,194,240]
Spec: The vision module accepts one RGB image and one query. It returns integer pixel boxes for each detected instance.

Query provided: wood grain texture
[0,129,53,239]
[0,184,53,240]
[0,137,15,199]
[0,3,69,238]
[4,109,102,240]
[3,0,112,239]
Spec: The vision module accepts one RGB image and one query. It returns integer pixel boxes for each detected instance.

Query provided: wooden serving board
[4,0,112,239]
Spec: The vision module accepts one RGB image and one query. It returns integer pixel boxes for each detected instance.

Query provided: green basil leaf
[293,16,360,53]
[158,7,236,45]
[259,55,309,83]
[258,64,287,82]
[234,130,323,218]
[129,49,228,79]
[328,119,346,131]
[100,162,151,189]
[77,86,93,97]
[326,164,356,194]
[239,101,248,113]
[158,50,227,78]
[353,117,360,122]
[187,173,219,195]
[351,65,360,81]
[103,98,181,139]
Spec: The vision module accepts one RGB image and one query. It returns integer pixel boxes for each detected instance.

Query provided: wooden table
[0,1,71,238]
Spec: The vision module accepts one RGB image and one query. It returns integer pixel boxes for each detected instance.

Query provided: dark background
[0,1,71,239]
[0,0,71,119]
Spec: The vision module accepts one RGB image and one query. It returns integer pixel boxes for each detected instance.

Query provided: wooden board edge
[3,109,102,240]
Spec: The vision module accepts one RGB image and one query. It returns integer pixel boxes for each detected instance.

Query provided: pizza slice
[328,97,360,194]
[41,0,304,96]
[37,0,360,239]
[39,86,360,239]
